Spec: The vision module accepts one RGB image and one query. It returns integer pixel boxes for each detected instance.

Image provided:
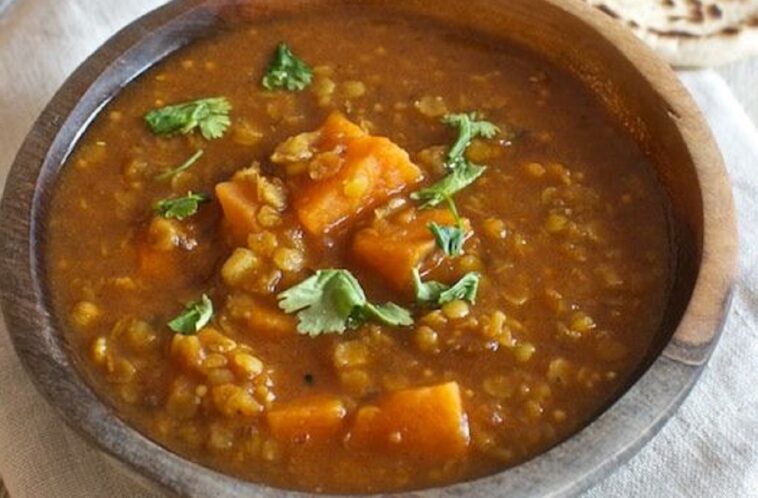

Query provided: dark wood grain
[0,1,737,497]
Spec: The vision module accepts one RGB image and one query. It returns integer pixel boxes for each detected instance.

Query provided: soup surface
[47,8,672,493]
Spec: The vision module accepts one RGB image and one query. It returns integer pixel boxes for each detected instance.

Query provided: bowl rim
[0,0,737,496]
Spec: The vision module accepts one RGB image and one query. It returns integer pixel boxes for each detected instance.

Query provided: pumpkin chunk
[352,207,470,291]
[272,112,423,235]
[246,298,297,337]
[313,111,367,150]
[267,396,347,444]
[215,181,259,243]
[347,381,470,459]
[138,217,186,282]
[216,166,289,243]
[228,294,296,338]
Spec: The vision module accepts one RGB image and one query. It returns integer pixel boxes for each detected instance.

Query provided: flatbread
[584,0,758,67]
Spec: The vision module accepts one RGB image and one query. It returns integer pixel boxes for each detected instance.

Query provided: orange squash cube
[347,381,470,459]
[245,297,297,337]
[215,181,260,244]
[352,208,469,291]
[273,112,424,235]
[267,396,348,444]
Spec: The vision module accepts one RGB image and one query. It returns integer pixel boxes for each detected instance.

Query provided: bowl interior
[0,0,735,497]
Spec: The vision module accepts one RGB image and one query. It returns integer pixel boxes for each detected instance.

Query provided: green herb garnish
[261,42,313,91]
[429,222,465,257]
[155,191,211,220]
[155,149,204,181]
[168,294,213,334]
[428,196,466,257]
[145,97,231,140]
[411,112,499,208]
[411,162,486,208]
[277,269,413,336]
[412,269,450,304]
[357,302,414,328]
[412,268,481,306]
[438,273,481,305]
[442,113,500,166]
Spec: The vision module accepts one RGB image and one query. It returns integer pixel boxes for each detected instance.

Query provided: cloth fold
[0,1,756,497]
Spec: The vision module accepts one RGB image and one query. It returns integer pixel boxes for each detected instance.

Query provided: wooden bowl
[0,0,737,496]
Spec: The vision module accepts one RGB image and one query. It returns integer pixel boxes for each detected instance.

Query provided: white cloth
[0,1,756,497]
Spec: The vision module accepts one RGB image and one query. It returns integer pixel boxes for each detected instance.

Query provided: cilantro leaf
[277,269,412,336]
[411,112,498,208]
[261,42,313,92]
[429,222,465,257]
[442,112,500,166]
[278,270,367,336]
[155,149,204,181]
[412,268,481,306]
[361,302,414,327]
[438,272,481,305]
[155,191,210,220]
[428,195,466,257]
[412,268,450,304]
[168,294,213,334]
[145,97,231,140]
[410,162,486,208]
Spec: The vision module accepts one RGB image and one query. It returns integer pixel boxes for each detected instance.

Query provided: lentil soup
[47,8,673,494]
